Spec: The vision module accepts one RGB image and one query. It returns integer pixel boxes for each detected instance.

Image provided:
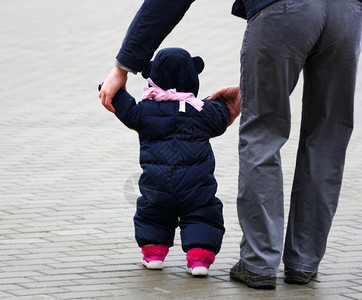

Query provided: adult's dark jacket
[116,0,277,73]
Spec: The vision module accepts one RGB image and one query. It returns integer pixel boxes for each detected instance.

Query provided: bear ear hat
[141,61,153,79]
[142,55,204,78]
[192,56,204,74]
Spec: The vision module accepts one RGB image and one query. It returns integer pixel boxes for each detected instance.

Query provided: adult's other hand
[209,85,241,126]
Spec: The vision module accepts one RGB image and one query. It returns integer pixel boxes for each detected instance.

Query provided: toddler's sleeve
[112,88,141,132]
[199,98,230,138]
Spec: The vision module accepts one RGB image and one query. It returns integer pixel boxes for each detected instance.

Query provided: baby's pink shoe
[186,248,216,276]
[141,245,169,270]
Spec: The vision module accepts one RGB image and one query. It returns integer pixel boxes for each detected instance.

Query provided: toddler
[104,47,239,276]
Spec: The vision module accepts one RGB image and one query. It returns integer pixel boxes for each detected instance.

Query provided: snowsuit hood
[141,47,204,97]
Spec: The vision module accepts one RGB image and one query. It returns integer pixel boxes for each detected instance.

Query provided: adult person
[99,0,362,290]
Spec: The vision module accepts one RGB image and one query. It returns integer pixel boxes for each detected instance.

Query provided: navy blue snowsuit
[112,48,229,254]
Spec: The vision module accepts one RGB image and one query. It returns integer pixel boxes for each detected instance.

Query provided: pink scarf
[142,78,204,112]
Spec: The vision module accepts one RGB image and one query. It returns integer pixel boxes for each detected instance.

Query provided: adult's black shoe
[284,267,317,284]
[230,260,276,289]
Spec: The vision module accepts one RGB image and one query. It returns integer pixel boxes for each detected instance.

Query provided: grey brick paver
[51,291,121,300]
[0,271,44,279]
[342,295,362,300]
[8,288,70,297]
[0,292,17,300]
[1,0,361,299]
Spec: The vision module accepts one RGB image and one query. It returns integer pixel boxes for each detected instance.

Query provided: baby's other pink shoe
[186,248,216,276]
[141,245,169,270]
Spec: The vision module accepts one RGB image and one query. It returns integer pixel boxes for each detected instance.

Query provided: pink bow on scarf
[142,78,204,112]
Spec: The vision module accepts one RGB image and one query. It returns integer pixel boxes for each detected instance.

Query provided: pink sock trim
[186,248,215,269]
[142,245,169,263]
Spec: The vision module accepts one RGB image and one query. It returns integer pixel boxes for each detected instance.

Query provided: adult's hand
[99,66,128,113]
[209,85,241,126]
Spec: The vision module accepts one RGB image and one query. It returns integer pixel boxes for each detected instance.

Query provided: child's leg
[134,194,178,269]
[179,196,225,275]
[179,196,224,254]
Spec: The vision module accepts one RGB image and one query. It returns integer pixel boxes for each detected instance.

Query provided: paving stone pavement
[0,0,361,299]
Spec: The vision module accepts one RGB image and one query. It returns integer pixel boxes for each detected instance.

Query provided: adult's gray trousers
[237,0,361,276]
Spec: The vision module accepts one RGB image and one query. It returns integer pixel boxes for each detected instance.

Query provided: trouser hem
[241,259,277,277]
[283,258,319,273]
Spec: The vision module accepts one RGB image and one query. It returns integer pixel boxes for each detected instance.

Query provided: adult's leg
[283,0,362,273]
[237,0,326,276]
